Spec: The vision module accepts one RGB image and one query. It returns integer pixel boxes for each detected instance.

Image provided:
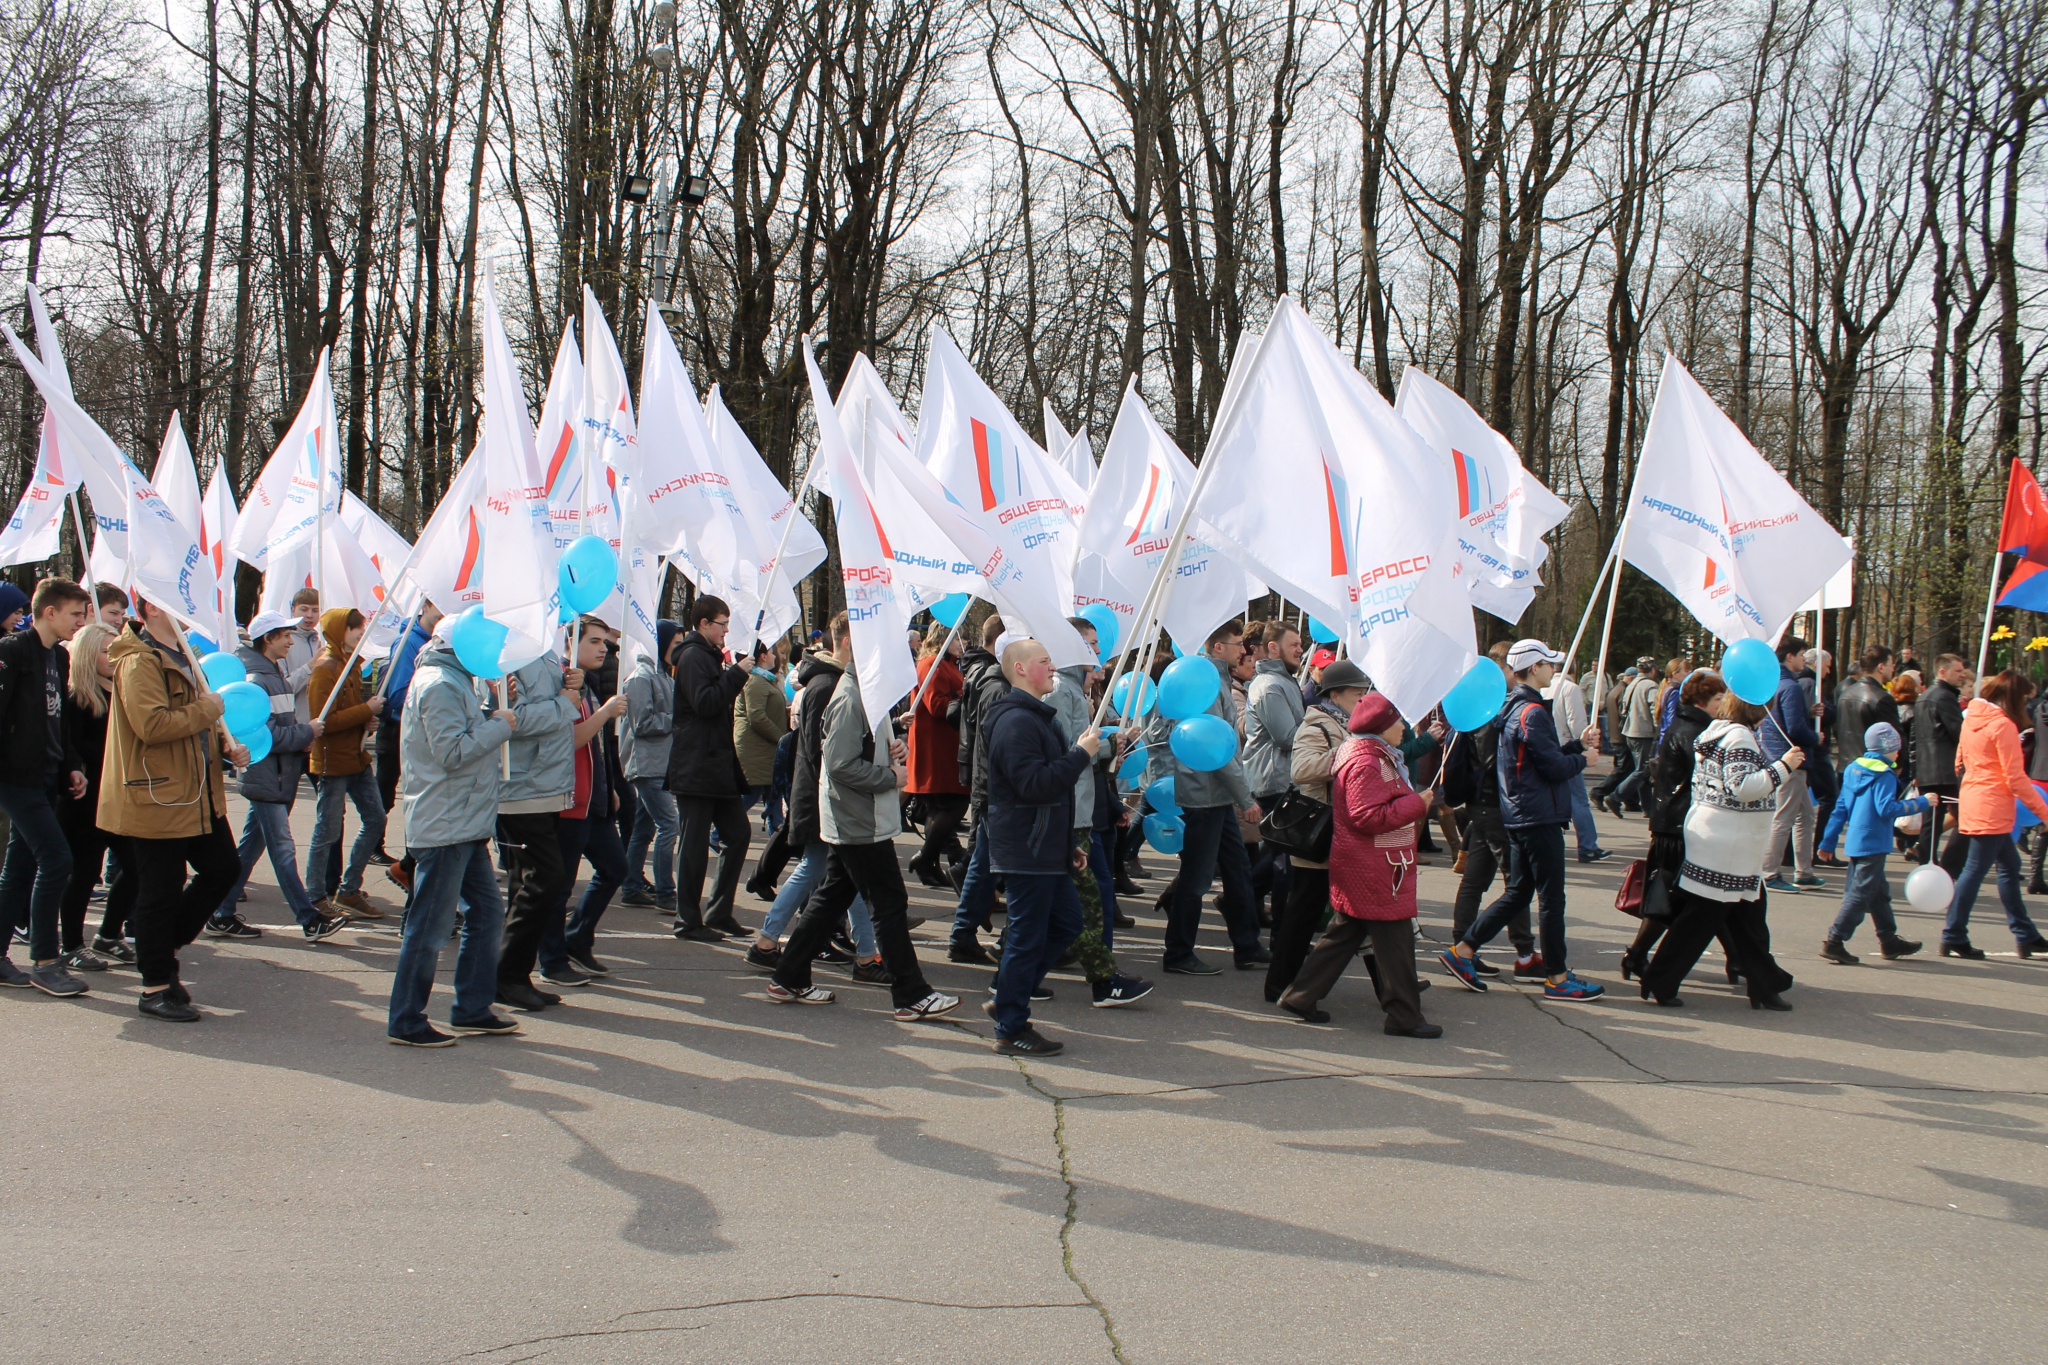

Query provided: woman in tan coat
[1263,659,1369,1001]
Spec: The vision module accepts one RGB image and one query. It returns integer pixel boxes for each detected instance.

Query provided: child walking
[1816,722,1928,963]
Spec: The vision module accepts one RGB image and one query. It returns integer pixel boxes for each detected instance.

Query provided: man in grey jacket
[620,619,680,909]
[767,667,958,1021]
[386,620,520,1046]
[1242,623,1306,804]
[216,611,347,942]
[493,648,580,1012]
[282,587,322,725]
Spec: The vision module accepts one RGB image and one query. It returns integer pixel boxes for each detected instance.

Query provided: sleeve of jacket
[1997,724,2048,822]
[987,708,1090,804]
[1516,702,1588,783]
[1290,717,1339,790]
[681,658,749,719]
[510,661,575,736]
[309,662,374,731]
[627,672,672,738]
[117,656,224,744]
[1773,675,1821,751]
[1338,745,1428,836]
[419,674,514,771]
[270,709,318,754]
[822,687,898,794]
[1818,783,1852,852]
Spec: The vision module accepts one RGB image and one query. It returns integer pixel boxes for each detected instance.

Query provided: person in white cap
[213,611,350,943]
[1440,638,1608,1001]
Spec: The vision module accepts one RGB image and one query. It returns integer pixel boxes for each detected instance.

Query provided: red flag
[1998,459,2048,564]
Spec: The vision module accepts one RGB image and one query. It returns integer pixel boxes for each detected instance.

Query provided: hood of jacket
[318,606,354,655]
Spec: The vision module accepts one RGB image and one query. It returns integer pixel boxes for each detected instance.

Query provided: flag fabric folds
[0,286,77,567]
[476,270,560,668]
[1997,459,2048,565]
[230,350,342,573]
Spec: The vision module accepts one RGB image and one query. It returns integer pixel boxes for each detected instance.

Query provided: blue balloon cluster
[451,606,509,679]
[1441,659,1508,732]
[198,651,246,690]
[217,674,273,767]
[1117,743,1148,785]
[1111,672,1157,717]
[558,535,618,615]
[1157,656,1219,720]
[1145,776,1178,815]
[1722,637,1778,705]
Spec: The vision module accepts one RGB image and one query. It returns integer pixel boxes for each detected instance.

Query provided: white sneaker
[894,992,960,1021]
[766,981,834,1005]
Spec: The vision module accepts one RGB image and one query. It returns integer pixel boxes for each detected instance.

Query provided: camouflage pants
[1068,831,1117,984]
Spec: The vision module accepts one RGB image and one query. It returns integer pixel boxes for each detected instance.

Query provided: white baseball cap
[1505,638,1565,671]
[245,610,294,642]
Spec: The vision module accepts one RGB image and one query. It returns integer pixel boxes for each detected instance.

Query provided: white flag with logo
[148,415,220,632]
[477,270,559,667]
[407,454,486,618]
[1625,353,1851,646]
[705,385,825,642]
[201,462,238,642]
[1044,401,1096,489]
[1395,366,1568,624]
[0,285,77,566]
[576,289,633,627]
[230,350,342,572]
[535,322,586,559]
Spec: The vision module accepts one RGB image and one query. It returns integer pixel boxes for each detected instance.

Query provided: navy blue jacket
[1760,662,1821,763]
[982,688,1091,875]
[1496,682,1586,828]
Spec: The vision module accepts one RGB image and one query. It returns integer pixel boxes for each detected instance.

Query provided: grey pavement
[4,788,2047,1363]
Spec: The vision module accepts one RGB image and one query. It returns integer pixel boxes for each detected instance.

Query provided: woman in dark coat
[1621,669,1723,981]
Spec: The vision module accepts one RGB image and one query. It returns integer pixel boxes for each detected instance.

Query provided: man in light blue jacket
[386,621,519,1046]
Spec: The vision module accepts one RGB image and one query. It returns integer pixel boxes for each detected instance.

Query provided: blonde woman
[57,622,137,969]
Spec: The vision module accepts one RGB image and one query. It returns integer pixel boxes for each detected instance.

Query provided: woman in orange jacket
[1942,668,2048,958]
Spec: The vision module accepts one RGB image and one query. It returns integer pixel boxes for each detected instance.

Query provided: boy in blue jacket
[1816,722,1927,963]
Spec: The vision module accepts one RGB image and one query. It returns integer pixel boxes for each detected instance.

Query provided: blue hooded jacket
[1496,682,1587,828]
[1819,751,1929,859]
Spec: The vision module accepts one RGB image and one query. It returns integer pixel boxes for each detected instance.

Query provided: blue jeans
[1830,854,1899,942]
[1465,822,1569,973]
[992,871,1083,1037]
[386,839,505,1036]
[1565,774,1604,855]
[623,777,677,898]
[761,840,875,957]
[0,779,73,962]
[950,818,997,946]
[307,770,386,897]
[221,799,318,927]
[1164,805,1262,964]
[546,810,629,971]
[1944,834,2041,945]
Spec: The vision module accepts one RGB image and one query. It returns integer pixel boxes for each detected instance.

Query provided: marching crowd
[1,573,2040,1053]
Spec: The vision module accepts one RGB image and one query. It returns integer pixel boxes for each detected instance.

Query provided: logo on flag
[970,419,1015,512]
[453,510,481,591]
[1124,465,1169,546]
[1322,459,1351,578]
[1451,447,1492,517]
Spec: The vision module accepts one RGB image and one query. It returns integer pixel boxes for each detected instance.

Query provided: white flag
[1395,366,1568,625]
[0,286,77,566]
[258,520,387,632]
[408,454,486,619]
[1044,401,1096,488]
[1624,353,1852,646]
[340,492,419,644]
[201,462,239,642]
[231,350,342,572]
[535,322,587,559]
[576,288,633,627]
[151,415,219,623]
[803,341,915,734]
[477,270,559,667]
[705,385,825,642]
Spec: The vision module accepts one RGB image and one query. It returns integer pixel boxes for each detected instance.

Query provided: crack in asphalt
[1508,980,1672,1080]
[1012,1055,1134,1365]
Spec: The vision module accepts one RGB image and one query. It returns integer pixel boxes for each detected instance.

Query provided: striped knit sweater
[1677,718,1796,902]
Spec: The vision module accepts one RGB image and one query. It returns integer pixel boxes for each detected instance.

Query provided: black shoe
[1280,999,1330,1024]
[1819,938,1859,965]
[995,1028,1064,1056]
[1579,849,1614,864]
[985,981,1054,1001]
[1385,1022,1444,1038]
[448,1013,522,1035]
[204,915,262,940]
[495,982,555,1012]
[1620,950,1648,981]
[1115,876,1144,897]
[812,944,855,965]
[2020,937,2048,959]
[1940,941,1987,960]
[948,939,995,965]
[387,1025,458,1047]
[1091,974,1154,1007]
[947,862,966,892]
[1751,992,1793,1012]
[1112,910,1136,928]
[1879,935,1923,960]
[138,988,201,1023]
[618,887,659,908]
[566,950,610,977]
[705,916,748,939]
[304,913,350,943]
[744,944,782,971]
[1234,947,1273,969]
[365,849,397,867]
[539,965,592,987]
[673,925,726,943]
[1163,953,1222,976]
[830,931,858,956]
[848,960,894,986]
[2032,877,2048,897]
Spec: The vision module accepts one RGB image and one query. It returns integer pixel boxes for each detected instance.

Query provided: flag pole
[1561,534,1619,676]
[315,534,430,724]
[1589,494,1637,735]
[65,490,96,599]
[1975,547,2004,680]
[749,369,829,646]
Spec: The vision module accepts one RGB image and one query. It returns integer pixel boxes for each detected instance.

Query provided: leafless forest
[3,0,2043,660]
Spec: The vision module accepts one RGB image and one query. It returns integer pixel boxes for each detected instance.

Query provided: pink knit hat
[1348,691,1401,736]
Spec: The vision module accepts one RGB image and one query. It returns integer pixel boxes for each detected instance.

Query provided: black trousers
[130,817,242,990]
[1282,915,1426,1033]
[772,841,933,1009]
[58,795,137,952]
[375,729,401,853]
[1265,864,1327,1001]
[1642,886,1794,1004]
[911,793,968,872]
[1451,805,1533,955]
[675,795,750,930]
[752,821,794,890]
[496,811,569,986]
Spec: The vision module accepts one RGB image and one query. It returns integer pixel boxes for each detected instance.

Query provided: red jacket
[906,654,967,796]
[1327,734,1430,922]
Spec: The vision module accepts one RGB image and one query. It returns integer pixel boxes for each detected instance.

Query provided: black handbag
[1260,790,1334,861]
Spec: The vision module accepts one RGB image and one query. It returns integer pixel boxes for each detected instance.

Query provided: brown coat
[732,670,787,787]
[307,607,375,776]
[1286,705,1349,869]
[97,626,228,839]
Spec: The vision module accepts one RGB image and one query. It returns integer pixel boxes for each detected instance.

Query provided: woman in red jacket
[1277,691,1441,1038]
[905,624,969,887]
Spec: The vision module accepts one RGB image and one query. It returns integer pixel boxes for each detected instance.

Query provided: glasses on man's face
[710,618,730,630]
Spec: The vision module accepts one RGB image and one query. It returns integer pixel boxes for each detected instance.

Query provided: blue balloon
[1157,655,1220,720]
[186,631,218,657]
[1111,672,1157,717]
[237,724,272,765]
[1307,616,1339,644]
[1143,812,1185,854]
[1170,713,1238,771]
[2017,786,2048,837]
[1078,603,1120,659]
[929,592,971,627]
[559,599,578,624]
[198,651,246,690]
[216,680,269,737]
[450,605,509,679]
[1145,775,1179,814]
[1442,658,1509,732]
[1117,744,1149,785]
[558,534,618,614]
[1722,637,1779,706]
[783,676,797,702]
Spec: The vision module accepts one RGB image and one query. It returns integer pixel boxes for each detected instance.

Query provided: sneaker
[985,980,1054,1001]
[1762,876,1801,895]
[1162,953,1223,976]
[365,849,397,867]
[1793,873,1826,889]
[947,939,995,965]
[893,991,960,1021]
[651,893,678,912]
[28,962,87,996]
[1092,974,1154,1007]
[334,891,384,920]
[1819,938,1859,965]
[812,944,855,966]
[1469,955,1501,978]
[387,1025,458,1047]
[91,936,137,965]
[539,964,592,987]
[62,948,111,972]
[744,943,783,971]
[1542,972,1605,1001]
[618,887,658,908]
[137,988,200,1022]
[204,915,262,939]
[1439,948,1487,992]
[1512,955,1547,982]
[448,1014,522,1035]
[1878,935,1923,960]
[995,1027,1064,1056]
[673,925,726,943]
[1578,848,1614,864]
[304,914,350,943]
[385,863,413,894]
[765,981,834,1005]
[566,950,610,977]
[848,959,894,986]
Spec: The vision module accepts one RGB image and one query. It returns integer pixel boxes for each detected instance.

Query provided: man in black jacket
[981,637,1100,1056]
[665,595,756,941]
[1826,645,1898,867]
[1915,653,1968,870]
[946,613,1010,963]
[0,578,91,996]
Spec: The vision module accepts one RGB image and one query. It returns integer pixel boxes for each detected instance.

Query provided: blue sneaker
[1793,873,1826,889]
[1542,972,1605,1002]
[1762,876,1800,895]
[1438,948,1487,992]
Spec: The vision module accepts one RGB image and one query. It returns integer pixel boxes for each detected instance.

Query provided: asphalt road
[4,788,2045,1364]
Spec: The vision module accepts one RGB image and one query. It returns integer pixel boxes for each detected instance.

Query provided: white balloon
[1904,864,1954,914]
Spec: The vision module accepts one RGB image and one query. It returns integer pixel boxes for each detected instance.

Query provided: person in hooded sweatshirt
[215,611,349,943]
[1816,721,1928,964]
[304,607,388,920]
[385,614,520,1046]
[619,619,681,910]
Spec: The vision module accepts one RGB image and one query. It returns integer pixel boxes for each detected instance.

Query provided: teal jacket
[400,640,515,849]
[1819,751,1929,859]
[497,651,577,807]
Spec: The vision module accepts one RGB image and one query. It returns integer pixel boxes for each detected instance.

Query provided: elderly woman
[1638,688,1799,1010]
[1621,668,1726,982]
[1263,659,1369,1001]
[1276,691,1441,1038]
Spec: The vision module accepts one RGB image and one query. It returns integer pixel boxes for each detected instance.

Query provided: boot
[1818,937,1858,965]
[1878,935,1923,960]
